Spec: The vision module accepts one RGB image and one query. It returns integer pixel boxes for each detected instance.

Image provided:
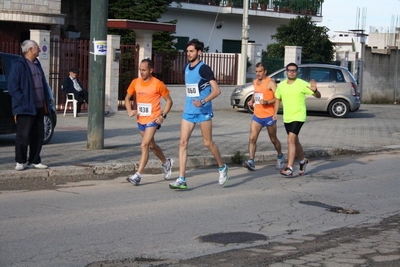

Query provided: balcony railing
[176,0,323,16]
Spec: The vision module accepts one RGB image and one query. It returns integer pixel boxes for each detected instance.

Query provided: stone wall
[0,0,61,14]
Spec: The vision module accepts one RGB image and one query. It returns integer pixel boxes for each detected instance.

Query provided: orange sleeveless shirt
[253,77,274,118]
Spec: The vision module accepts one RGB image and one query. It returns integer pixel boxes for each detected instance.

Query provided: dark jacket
[62,76,84,99]
[7,56,51,116]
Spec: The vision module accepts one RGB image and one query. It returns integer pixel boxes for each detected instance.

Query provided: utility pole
[240,0,249,85]
[349,29,367,101]
[87,0,108,149]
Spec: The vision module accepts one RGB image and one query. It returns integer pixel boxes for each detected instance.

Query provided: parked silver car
[230,64,361,118]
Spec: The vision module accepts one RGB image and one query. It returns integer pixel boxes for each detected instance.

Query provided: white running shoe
[162,158,174,180]
[126,172,142,186]
[275,154,285,170]
[244,160,255,171]
[218,164,229,186]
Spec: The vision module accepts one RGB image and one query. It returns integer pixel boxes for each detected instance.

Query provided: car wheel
[43,114,54,144]
[328,99,349,118]
[244,95,254,114]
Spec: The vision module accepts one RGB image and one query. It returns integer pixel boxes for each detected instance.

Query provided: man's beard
[189,54,199,63]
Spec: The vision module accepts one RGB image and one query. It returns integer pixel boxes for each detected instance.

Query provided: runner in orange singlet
[243,62,285,171]
[125,59,174,186]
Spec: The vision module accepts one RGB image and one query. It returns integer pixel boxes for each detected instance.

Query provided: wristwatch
[200,99,206,105]
[161,113,167,119]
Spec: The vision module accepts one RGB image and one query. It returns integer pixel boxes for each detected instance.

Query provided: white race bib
[186,84,200,97]
[254,93,263,104]
[137,103,152,116]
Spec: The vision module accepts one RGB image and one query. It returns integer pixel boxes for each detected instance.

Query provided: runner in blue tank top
[169,39,229,190]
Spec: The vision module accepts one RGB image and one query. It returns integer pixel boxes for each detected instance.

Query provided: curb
[2,146,400,182]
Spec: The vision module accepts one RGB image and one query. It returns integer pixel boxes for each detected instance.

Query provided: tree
[263,16,334,63]
[108,0,176,51]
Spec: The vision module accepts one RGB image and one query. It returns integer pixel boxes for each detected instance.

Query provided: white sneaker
[275,154,285,170]
[162,158,174,180]
[218,164,229,186]
[15,163,26,171]
[126,172,141,186]
[27,163,48,169]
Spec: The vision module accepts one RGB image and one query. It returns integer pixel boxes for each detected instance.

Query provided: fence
[153,51,238,85]
[1,40,238,110]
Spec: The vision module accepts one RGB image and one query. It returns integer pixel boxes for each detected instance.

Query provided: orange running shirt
[253,77,275,118]
[126,77,170,124]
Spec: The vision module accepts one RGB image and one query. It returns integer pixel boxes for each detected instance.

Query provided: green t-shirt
[275,78,314,123]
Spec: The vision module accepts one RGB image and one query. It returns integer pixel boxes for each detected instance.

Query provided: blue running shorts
[137,121,161,132]
[252,114,276,127]
[182,112,214,124]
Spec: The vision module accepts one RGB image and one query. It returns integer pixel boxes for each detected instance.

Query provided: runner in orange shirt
[243,62,285,171]
[125,58,174,186]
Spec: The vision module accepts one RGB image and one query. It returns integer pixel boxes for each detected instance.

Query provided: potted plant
[226,0,233,7]
[272,0,280,11]
[259,0,268,10]
[250,0,258,9]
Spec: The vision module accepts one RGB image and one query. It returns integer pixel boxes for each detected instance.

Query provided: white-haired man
[8,40,52,170]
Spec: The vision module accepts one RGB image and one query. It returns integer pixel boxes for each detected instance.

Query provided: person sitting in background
[62,68,89,114]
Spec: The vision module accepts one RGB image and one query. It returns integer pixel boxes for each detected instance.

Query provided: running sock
[299,159,305,164]
[179,176,186,181]
[277,154,284,159]
[219,164,226,171]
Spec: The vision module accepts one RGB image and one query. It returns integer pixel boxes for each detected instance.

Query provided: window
[309,67,331,82]
[174,36,189,51]
[335,69,345,82]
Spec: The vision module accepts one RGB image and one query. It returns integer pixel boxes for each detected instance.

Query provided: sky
[318,0,400,35]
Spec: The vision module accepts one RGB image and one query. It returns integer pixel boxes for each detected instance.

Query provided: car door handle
[328,85,335,88]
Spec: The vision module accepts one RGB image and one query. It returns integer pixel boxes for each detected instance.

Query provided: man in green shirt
[273,63,321,177]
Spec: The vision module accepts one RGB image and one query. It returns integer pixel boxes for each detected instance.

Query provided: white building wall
[368,32,398,49]
[160,10,287,53]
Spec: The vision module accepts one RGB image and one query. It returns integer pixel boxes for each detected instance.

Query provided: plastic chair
[63,92,78,117]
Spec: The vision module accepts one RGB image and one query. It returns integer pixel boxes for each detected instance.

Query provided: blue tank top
[184,62,213,114]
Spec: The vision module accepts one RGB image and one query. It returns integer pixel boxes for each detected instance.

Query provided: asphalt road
[1,151,399,267]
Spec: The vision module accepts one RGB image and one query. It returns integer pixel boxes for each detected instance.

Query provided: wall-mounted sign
[40,41,49,59]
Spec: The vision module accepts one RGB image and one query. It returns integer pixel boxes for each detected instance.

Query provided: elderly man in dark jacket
[8,40,51,171]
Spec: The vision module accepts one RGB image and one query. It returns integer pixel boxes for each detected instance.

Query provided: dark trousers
[15,108,44,164]
[77,90,89,113]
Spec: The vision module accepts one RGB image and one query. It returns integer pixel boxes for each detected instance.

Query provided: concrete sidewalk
[1,104,400,181]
